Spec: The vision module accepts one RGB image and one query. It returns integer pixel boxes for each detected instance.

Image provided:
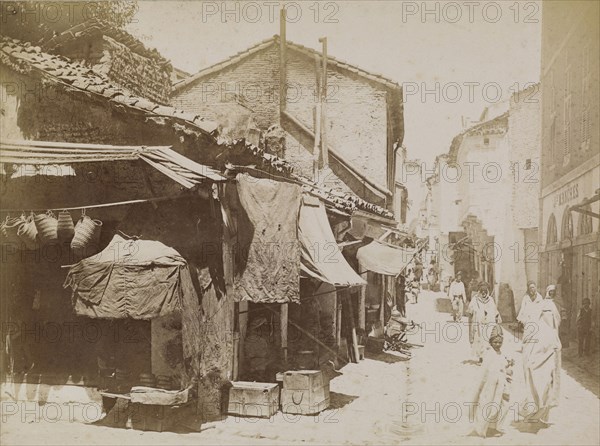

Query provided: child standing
[471,324,514,437]
[577,298,593,356]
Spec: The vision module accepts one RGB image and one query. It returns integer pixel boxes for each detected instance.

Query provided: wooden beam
[346,294,360,363]
[319,36,328,169]
[280,303,288,362]
[279,8,287,113]
[379,275,386,328]
[570,206,600,219]
[336,292,343,348]
[358,282,366,332]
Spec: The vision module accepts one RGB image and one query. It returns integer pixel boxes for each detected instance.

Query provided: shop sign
[553,183,579,207]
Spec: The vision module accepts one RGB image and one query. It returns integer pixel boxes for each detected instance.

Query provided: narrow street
[2,290,598,445]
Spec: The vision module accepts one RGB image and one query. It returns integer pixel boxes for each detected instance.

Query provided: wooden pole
[346,294,360,363]
[380,275,386,328]
[313,55,322,181]
[336,293,343,348]
[279,8,287,114]
[280,303,288,362]
[318,37,328,169]
[358,265,366,332]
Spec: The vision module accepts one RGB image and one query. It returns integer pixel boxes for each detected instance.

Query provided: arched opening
[561,209,574,240]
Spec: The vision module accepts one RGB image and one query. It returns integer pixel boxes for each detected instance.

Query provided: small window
[483,137,490,145]
[525,159,532,170]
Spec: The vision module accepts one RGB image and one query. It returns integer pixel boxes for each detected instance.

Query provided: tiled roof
[0,36,392,220]
[1,35,218,136]
[173,36,401,92]
[448,112,509,162]
[296,174,395,219]
[41,19,171,68]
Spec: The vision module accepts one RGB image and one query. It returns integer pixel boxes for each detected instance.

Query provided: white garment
[448,281,466,299]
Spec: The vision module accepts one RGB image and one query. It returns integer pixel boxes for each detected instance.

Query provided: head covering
[545,284,556,298]
[249,316,267,331]
[478,281,490,291]
[527,280,536,287]
[489,324,504,343]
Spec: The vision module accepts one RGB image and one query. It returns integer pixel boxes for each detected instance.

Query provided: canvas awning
[299,196,366,287]
[357,240,415,276]
[0,139,225,187]
[63,235,197,319]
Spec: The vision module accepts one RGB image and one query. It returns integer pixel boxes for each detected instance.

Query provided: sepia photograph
[0,1,598,445]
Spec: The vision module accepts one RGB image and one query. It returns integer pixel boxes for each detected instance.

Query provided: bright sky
[127,0,541,164]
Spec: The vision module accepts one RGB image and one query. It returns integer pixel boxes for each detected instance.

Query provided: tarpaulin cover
[357,240,415,276]
[63,235,196,319]
[223,174,302,304]
[299,196,366,286]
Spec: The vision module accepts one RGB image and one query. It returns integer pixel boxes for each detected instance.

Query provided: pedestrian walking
[577,298,593,356]
[471,324,514,438]
[448,271,467,322]
[517,281,562,425]
[466,282,502,364]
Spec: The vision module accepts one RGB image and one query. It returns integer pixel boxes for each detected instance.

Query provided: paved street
[2,290,599,445]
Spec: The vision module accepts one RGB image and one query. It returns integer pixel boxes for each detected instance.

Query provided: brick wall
[171,43,396,203]
[509,85,541,229]
[285,50,389,191]
[172,45,281,129]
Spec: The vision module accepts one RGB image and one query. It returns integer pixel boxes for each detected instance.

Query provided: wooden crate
[281,384,330,415]
[283,370,327,390]
[227,381,279,418]
[281,370,330,415]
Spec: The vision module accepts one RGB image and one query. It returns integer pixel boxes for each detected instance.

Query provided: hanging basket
[34,211,58,245]
[17,215,38,250]
[71,213,103,258]
[1,215,26,247]
[57,210,75,241]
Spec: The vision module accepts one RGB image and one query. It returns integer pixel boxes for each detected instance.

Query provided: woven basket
[17,215,38,250]
[57,210,75,241]
[34,211,58,245]
[1,215,26,247]
[71,214,102,258]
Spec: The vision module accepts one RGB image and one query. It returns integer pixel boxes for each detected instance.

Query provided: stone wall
[509,85,541,230]
[56,34,173,104]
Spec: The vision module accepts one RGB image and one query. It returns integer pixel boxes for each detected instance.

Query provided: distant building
[396,147,427,231]
[539,1,599,339]
[171,36,405,219]
[426,88,541,319]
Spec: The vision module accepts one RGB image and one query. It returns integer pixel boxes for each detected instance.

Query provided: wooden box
[283,370,327,390]
[281,370,330,415]
[227,381,279,418]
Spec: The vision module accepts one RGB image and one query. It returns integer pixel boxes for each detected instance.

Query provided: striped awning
[0,139,225,188]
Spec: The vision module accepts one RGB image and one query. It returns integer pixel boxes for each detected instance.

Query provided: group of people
[464,279,565,437]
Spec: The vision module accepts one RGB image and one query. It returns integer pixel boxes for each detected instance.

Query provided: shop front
[539,163,599,342]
